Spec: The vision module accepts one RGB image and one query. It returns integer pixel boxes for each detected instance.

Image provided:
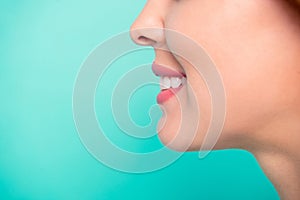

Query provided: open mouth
[152,62,187,104]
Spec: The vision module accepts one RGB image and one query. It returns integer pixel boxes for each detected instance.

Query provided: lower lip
[157,86,183,104]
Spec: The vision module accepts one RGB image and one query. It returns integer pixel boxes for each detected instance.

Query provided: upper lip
[152,62,186,78]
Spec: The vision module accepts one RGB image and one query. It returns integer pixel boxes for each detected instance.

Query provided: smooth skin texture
[130,0,300,199]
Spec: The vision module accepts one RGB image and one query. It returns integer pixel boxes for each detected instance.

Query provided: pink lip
[152,62,186,104]
[156,86,183,104]
[152,62,186,78]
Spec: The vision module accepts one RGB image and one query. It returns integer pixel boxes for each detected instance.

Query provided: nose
[130,1,165,47]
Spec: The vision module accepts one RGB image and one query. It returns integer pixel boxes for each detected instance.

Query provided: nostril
[138,36,148,42]
[137,36,157,45]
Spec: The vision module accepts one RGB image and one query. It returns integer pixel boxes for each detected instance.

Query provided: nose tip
[130,1,165,47]
[130,27,164,46]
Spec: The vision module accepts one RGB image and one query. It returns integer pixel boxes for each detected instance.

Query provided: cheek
[164,0,298,148]
[187,73,214,150]
[220,58,286,135]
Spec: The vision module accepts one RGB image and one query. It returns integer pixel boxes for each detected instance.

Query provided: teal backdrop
[0,0,279,199]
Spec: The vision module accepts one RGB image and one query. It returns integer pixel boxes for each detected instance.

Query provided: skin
[130,0,300,199]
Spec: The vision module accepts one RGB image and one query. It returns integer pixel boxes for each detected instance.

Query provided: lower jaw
[157,85,183,104]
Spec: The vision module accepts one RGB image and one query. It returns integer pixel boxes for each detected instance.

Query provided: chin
[157,116,234,152]
[158,131,192,152]
[157,117,208,152]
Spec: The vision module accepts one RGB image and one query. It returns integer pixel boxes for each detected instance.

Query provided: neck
[250,114,300,200]
[254,151,300,200]
[248,2,300,197]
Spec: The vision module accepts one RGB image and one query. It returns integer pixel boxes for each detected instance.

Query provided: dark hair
[286,0,300,15]
[289,0,300,9]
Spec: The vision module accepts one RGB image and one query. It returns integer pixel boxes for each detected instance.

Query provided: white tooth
[160,77,167,90]
[163,76,171,88]
[160,76,171,89]
[171,77,181,88]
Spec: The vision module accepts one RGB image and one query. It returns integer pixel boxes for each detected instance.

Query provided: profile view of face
[130,0,300,152]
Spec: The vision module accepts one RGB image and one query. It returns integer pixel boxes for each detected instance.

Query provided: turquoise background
[0,0,279,199]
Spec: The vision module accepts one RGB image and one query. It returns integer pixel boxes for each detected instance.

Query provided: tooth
[163,76,171,88]
[171,77,181,88]
[160,76,170,89]
[160,77,167,89]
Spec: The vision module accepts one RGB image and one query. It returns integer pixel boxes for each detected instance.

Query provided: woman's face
[130,0,300,151]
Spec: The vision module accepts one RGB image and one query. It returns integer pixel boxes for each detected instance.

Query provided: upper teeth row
[160,76,186,90]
